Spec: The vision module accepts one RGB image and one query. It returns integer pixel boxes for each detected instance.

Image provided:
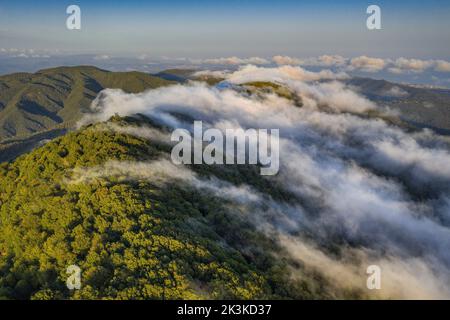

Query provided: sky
[0,1,450,86]
[0,0,450,58]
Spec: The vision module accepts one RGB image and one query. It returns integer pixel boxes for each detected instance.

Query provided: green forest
[0,116,353,300]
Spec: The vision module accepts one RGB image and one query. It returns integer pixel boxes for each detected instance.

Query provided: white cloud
[387,67,404,74]
[381,86,409,98]
[303,55,347,67]
[349,56,387,72]
[272,55,303,65]
[224,65,348,84]
[0,48,53,58]
[273,55,347,67]
[390,57,434,74]
[15,53,29,58]
[435,60,450,72]
[137,54,150,60]
[79,65,450,298]
[93,54,111,60]
[193,70,230,79]
[272,55,450,76]
[201,56,269,65]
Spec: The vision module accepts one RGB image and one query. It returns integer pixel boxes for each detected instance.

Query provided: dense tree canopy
[0,117,356,300]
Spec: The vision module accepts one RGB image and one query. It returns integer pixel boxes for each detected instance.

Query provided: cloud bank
[271,55,450,74]
[78,65,450,299]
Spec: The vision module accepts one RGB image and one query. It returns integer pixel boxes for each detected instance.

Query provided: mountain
[0,66,175,142]
[2,67,450,164]
[0,127,68,163]
[154,69,196,83]
[346,77,450,135]
[0,115,354,300]
[1,67,450,300]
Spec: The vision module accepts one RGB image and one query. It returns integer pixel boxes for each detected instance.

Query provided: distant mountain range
[346,77,450,135]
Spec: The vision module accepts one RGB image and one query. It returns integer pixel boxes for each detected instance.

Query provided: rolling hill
[346,77,450,135]
[0,66,175,141]
[2,67,450,164]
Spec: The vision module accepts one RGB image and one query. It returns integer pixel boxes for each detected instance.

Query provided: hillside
[347,77,450,134]
[0,116,353,300]
[0,66,175,142]
[2,67,450,165]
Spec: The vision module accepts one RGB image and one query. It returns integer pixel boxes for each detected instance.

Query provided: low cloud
[272,55,303,65]
[303,55,348,67]
[193,70,230,79]
[224,65,348,84]
[349,56,387,73]
[201,56,270,65]
[381,86,409,98]
[0,48,54,58]
[69,158,262,205]
[279,234,450,299]
[271,55,450,75]
[273,55,347,67]
[435,60,450,73]
[79,65,450,299]
[93,54,111,60]
[390,57,434,74]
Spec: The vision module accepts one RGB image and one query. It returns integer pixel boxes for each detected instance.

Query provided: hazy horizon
[1,0,450,58]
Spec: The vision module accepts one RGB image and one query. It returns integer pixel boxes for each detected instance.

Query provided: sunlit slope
[0,66,175,141]
[0,116,355,300]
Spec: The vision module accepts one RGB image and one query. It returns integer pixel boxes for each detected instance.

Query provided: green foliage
[242,82,303,107]
[0,66,175,142]
[0,119,330,300]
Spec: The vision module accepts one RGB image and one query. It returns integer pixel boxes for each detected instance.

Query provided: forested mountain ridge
[0,116,358,300]
[0,66,174,141]
[2,66,450,165]
[346,77,450,134]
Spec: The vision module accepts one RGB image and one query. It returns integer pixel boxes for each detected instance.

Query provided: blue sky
[1,0,450,59]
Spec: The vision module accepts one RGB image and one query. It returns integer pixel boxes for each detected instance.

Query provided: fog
[76,65,450,299]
